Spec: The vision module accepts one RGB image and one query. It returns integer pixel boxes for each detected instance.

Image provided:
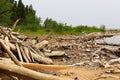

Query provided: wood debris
[1,26,120,80]
[0,26,72,80]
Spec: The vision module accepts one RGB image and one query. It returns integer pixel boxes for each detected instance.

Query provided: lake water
[96,36,120,44]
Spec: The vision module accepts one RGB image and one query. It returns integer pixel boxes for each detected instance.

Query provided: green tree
[100,25,106,32]
[25,5,40,25]
[17,0,25,19]
[0,0,13,26]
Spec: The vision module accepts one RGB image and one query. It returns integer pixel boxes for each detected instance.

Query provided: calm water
[96,36,120,44]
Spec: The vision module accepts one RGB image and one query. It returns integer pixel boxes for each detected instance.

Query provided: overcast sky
[19,0,120,29]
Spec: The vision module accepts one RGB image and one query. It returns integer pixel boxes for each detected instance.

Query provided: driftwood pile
[0,26,54,64]
[47,32,120,69]
[0,26,73,80]
[1,25,120,80]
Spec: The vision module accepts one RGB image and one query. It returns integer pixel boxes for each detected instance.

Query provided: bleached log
[11,32,19,36]
[11,34,20,41]
[15,43,23,62]
[0,27,13,40]
[0,63,73,80]
[29,51,35,62]
[35,40,49,49]
[12,18,21,31]
[45,51,65,57]
[29,46,45,57]
[23,46,32,62]
[0,39,22,66]
[109,58,120,64]
[20,46,29,63]
[4,36,10,49]
[43,48,52,53]
[30,51,53,64]
[10,43,16,51]
[22,63,70,71]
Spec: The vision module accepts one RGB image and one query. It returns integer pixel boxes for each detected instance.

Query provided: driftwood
[35,40,49,49]
[45,51,65,57]
[15,43,23,62]
[0,39,22,66]
[22,63,70,71]
[20,46,29,63]
[12,18,21,31]
[0,63,73,80]
[97,42,120,46]
[0,26,55,65]
[31,52,53,64]
[40,31,53,42]
[101,47,120,57]
[23,46,32,62]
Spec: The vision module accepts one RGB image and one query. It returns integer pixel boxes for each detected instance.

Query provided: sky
[17,0,120,29]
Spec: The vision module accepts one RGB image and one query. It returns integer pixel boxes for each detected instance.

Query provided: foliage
[0,0,41,26]
[0,0,106,34]
[0,0,13,26]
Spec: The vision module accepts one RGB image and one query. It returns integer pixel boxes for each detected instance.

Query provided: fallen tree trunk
[35,40,49,49]
[22,63,70,71]
[30,51,53,64]
[0,63,73,80]
[0,39,22,66]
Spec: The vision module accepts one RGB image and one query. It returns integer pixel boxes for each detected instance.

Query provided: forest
[0,0,106,34]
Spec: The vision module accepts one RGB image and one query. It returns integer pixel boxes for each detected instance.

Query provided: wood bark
[30,51,53,64]
[0,63,73,80]
[0,39,22,66]
[22,63,70,71]
[35,40,49,49]
[15,43,23,62]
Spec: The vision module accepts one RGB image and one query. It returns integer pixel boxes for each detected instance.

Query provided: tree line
[0,0,106,34]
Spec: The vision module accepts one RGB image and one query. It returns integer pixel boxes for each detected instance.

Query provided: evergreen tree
[0,0,13,26]
[17,0,26,23]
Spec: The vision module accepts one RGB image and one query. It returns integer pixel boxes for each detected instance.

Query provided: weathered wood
[12,18,21,31]
[45,51,65,57]
[29,46,45,57]
[22,63,70,71]
[97,42,120,46]
[29,51,35,62]
[101,48,120,57]
[4,36,10,50]
[15,43,23,62]
[109,58,120,64]
[0,63,73,80]
[23,46,32,62]
[0,27,13,40]
[20,46,29,63]
[10,43,16,51]
[40,31,53,42]
[30,51,53,64]
[11,34,20,41]
[0,39,22,66]
[35,40,49,49]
